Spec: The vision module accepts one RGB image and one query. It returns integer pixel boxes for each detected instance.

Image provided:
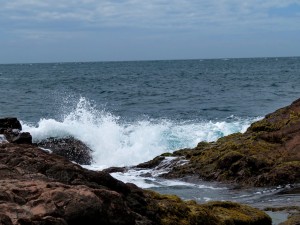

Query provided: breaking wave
[22,97,259,168]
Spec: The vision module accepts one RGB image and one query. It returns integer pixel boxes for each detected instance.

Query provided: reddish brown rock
[0,141,271,225]
[0,213,13,225]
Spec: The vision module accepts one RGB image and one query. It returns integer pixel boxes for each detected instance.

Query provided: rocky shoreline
[136,98,300,187]
[0,98,299,224]
[0,148,269,225]
[0,118,272,224]
[108,98,300,224]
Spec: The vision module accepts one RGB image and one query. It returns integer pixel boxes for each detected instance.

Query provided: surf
[22,97,260,168]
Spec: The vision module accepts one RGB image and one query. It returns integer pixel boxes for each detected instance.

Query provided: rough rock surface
[0,118,32,145]
[10,132,32,144]
[0,118,22,131]
[0,142,271,225]
[145,98,300,187]
[37,137,93,165]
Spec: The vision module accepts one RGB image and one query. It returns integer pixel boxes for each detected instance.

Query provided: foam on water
[108,168,227,189]
[0,134,7,143]
[22,97,260,168]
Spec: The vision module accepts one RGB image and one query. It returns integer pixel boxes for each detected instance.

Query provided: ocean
[1,57,300,224]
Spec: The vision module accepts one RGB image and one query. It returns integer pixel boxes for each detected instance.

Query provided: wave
[109,169,227,189]
[22,97,260,168]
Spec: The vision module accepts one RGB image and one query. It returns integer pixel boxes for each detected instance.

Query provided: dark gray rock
[0,214,13,225]
[11,132,32,145]
[0,118,32,145]
[37,137,93,165]
[103,166,127,173]
[0,118,22,132]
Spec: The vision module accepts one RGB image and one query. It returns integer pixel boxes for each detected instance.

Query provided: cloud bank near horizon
[0,1,299,62]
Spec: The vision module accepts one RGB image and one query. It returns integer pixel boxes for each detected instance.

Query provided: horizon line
[1,55,299,65]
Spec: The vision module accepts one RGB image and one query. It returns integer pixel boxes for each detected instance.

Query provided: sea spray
[22,97,260,168]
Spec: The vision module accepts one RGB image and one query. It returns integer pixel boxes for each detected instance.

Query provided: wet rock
[278,186,300,195]
[0,118,32,145]
[2,129,19,143]
[145,191,271,225]
[0,214,13,225]
[154,98,300,187]
[18,217,68,225]
[136,156,166,168]
[103,166,127,173]
[279,213,300,225]
[37,137,93,165]
[0,141,271,225]
[0,118,22,132]
[11,132,32,144]
[264,206,300,225]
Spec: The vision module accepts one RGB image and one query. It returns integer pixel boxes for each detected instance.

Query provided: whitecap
[22,97,260,168]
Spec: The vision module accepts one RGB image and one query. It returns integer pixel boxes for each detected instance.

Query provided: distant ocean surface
[1,57,300,167]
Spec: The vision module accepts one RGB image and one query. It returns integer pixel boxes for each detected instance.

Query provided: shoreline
[1,98,300,224]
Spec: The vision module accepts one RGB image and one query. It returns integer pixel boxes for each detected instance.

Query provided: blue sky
[0,0,299,63]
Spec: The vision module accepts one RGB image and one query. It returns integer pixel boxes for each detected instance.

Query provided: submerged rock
[0,142,271,225]
[279,213,300,225]
[136,155,166,168]
[146,98,300,187]
[103,166,128,173]
[265,206,300,225]
[37,137,93,165]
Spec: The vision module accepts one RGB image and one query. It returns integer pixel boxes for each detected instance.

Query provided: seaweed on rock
[159,98,300,187]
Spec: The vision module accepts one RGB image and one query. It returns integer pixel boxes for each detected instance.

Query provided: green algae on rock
[144,191,271,225]
[147,98,300,187]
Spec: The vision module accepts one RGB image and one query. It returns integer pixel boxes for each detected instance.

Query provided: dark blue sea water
[1,57,299,122]
[1,57,300,224]
[1,57,300,166]
[0,57,295,165]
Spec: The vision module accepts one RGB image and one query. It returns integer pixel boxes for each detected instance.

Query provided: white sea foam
[22,97,260,168]
[0,134,7,143]
[111,171,159,188]
[109,156,228,189]
[110,169,227,189]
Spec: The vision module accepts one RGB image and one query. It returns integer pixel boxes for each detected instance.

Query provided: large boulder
[10,132,32,144]
[2,130,33,145]
[0,142,271,225]
[37,137,93,165]
[0,117,22,132]
[144,98,300,187]
[0,118,32,145]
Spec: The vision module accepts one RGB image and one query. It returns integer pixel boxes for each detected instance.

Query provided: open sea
[1,57,300,224]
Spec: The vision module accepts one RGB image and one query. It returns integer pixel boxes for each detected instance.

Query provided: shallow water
[91,156,300,225]
[110,169,299,225]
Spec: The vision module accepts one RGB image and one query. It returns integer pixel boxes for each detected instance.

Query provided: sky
[0,0,300,63]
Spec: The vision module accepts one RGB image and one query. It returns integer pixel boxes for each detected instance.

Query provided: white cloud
[0,0,299,62]
[1,0,299,32]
